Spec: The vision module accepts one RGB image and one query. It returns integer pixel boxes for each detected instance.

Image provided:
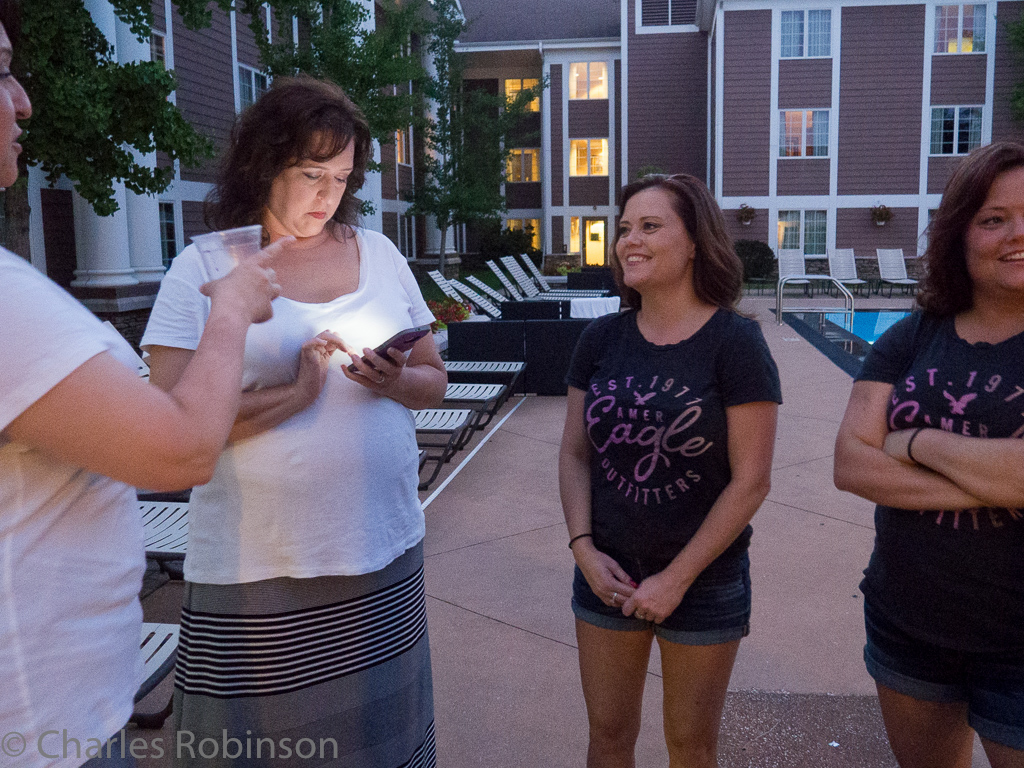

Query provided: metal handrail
[776,275,855,327]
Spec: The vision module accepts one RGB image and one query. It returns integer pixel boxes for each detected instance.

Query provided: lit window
[159,202,177,268]
[930,106,982,155]
[505,79,540,112]
[778,210,827,255]
[150,31,166,67]
[507,218,541,250]
[506,148,540,182]
[395,128,411,165]
[238,65,270,110]
[779,110,829,157]
[781,10,831,58]
[935,5,986,53]
[570,217,581,253]
[640,0,697,26]
[570,139,608,176]
[569,63,608,100]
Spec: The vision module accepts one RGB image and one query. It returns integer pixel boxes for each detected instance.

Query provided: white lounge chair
[445,361,525,405]
[876,249,918,296]
[827,248,869,296]
[515,254,608,296]
[449,278,503,319]
[443,382,508,432]
[777,249,813,296]
[466,275,509,304]
[414,408,474,490]
[130,623,180,729]
[140,500,189,573]
[486,260,525,300]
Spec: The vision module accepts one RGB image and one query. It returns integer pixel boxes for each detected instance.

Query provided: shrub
[734,239,776,281]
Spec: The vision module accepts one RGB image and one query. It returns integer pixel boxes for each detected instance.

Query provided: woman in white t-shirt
[143,77,446,768]
[0,8,281,768]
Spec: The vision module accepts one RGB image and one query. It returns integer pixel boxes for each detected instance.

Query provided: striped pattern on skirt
[172,542,435,768]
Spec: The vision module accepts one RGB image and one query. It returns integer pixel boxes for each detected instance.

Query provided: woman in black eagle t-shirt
[835,142,1024,767]
[560,174,781,767]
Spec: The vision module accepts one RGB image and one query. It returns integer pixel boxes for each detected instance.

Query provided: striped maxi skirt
[171,542,435,768]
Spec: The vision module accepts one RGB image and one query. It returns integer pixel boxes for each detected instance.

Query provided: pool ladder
[776,275,855,328]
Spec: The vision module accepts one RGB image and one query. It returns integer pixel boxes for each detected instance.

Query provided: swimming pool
[784,310,912,376]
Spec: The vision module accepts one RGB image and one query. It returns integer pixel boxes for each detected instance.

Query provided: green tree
[406,0,544,273]
[6,0,213,256]
[1008,15,1024,121]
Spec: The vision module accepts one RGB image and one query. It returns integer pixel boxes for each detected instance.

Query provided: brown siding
[152,0,165,29]
[506,182,542,209]
[382,212,399,248]
[550,65,563,206]
[930,55,986,105]
[41,190,76,289]
[509,112,542,148]
[182,201,208,242]
[551,215,564,252]
[722,10,771,196]
[778,59,832,109]
[777,158,830,196]
[709,27,717,193]
[569,176,610,206]
[725,213,769,246]
[993,2,1024,142]
[836,207,922,257]
[380,139,398,199]
[175,9,235,183]
[235,10,262,67]
[568,99,609,138]
[837,5,924,195]
[927,155,963,194]
[627,26,707,179]
[614,59,621,196]
[398,165,413,196]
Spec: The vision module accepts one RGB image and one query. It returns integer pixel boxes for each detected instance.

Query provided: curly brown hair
[918,141,1024,317]
[610,174,742,310]
[204,75,372,239]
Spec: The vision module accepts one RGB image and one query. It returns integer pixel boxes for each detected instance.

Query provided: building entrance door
[584,218,606,265]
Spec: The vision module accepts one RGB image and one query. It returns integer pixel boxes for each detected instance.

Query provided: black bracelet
[568,533,593,550]
[906,427,926,464]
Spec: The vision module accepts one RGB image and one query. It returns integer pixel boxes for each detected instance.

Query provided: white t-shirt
[142,228,435,584]
[0,251,145,768]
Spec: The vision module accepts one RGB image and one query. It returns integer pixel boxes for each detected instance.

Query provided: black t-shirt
[857,312,1024,652]
[566,309,782,581]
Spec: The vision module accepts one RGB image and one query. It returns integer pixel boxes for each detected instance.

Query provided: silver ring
[377,372,386,384]
[611,592,618,604]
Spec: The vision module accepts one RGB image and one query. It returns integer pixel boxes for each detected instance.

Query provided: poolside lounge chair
[827,248,869,296]
[130,623,179,729]
[876,249,918,296]
[514,254,609,297]
[777,249,813,296]
[443,382,508,432]
[414,408,474,490]
[486,260,525,300]
[445,361,525,405]
[466,275,509,304]
[428,270,467,303]
[499,256,588,299]
[140,500,189,576]
[448,278,503,319]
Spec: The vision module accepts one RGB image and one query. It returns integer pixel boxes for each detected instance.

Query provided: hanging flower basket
[736,204,757,226]
[870,205,893,227]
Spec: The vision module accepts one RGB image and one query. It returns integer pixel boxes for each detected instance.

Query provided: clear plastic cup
[191,224,264,279]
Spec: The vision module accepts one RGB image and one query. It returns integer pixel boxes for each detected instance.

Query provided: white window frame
[779,109,830,158]
[637,0,700,31]
[569,139,609,177]
[778,210,827,256]
[780,9,832,59]
[506,148,540,183]
[934,4,986,54]
[238,64,270,111]
[929,105,983,156]
[568,62,609,100]
[150,31,166,66]
[158,201,178,268]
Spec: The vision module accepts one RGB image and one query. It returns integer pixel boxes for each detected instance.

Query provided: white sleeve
[0,253,115,431]
[140,245,211,353]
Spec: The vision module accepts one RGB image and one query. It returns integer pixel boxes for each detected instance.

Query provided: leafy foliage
[426,297,471,331]
[734,239,776,281]
[18,0,214,216]
[1008,15,1024,121]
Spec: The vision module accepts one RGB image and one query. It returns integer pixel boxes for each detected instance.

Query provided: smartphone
[346,325,433,372]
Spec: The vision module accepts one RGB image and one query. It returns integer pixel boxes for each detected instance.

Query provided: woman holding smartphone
[143,77,446,767]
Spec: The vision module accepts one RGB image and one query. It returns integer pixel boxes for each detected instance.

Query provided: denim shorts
[571,556,751,646]
[864,600,1024,750]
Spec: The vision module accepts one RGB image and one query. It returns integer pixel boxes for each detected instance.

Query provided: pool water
[824,310,911,345]
[784,310,913,377]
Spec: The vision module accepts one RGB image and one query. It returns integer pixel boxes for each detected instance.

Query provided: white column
[356,0,383,233]
[72,0,137,287]
[117,17,165,282]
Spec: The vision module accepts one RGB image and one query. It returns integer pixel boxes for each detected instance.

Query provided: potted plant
[426,298,472,332]
[870,204,893,227]
[736,204,757,226]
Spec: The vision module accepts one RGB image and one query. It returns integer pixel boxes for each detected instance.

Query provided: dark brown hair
[611,174,742,310]
[918,141,1024,316]
[205,75,372,237]
[0,0,21,49]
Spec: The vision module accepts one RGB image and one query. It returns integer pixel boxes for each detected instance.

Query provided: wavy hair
[610,174,742,310]
[205,75,372,239]
[918,141,1024,316]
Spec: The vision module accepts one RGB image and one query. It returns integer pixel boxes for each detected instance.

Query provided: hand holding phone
[346,325,432,373]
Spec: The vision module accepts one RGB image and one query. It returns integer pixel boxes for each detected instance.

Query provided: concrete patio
[138,294,993,767]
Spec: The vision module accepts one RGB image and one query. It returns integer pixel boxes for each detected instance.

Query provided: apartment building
[458,0,1024,265]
